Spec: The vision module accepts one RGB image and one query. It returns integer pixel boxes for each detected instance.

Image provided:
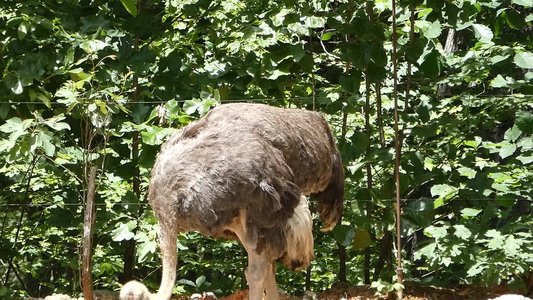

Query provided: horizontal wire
[0,97,314,105]
[0,198,529,207]
[0,95,530,106]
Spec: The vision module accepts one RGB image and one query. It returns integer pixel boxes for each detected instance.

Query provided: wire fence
[0,94,530,106]
[0,197,530,208]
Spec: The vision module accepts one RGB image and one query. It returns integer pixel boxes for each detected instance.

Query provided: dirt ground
[177,284,531,300]
[36,283,532,300]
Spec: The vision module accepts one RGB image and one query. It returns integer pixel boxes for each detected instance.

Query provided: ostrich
[120,103,344,300]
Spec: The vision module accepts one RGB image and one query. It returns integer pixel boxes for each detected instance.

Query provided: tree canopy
[0,0,531,298]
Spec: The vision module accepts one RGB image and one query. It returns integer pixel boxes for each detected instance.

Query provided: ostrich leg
[245,250,270,300]
[264,262,280,300]
[154,220,178,300]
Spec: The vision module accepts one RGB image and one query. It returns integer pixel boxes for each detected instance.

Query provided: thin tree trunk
[373,231,392,281]
[81,166,98,300]
[376,82,385,147]
[123,131,141,282]
[362,0,375,285]
[405,3,415,112]
[336,107,349,284]
[338,245,347,283]
[363,73,372,285]
[391,0,404,298]
[438,29,458,97]
[122,0,144,282]
[305,266,311,290]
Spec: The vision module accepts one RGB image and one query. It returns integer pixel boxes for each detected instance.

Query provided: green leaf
[414,242,436,260]
[339,69,361,93]
[431,184,458,208]
[195,275,206,287]
[424,21,442,39]
[419,49,443,78]
[502,235,522,257]
[0,117,23,133]
[504,125,522,142]
[287,22,307,36]
[303,16,326,28]
[512,0,533,7]
[516,110,533,134]
[17,21,30,40]
[44,115,71,131]
[177,279,196,288]
[485,229,505,250]
[34,132,56,156]
[504,10,526,29]
[490,55,509,65]
[517,154,533,164]
[81,40,108,53]
[267,69,290,80]
[499,144,517,159]
[424,225,448,239]
[4,74,24,94]
[332,224,356,247]
[513,51,533,69]
[120,0,138,17]
[461,208,481,218]
[183,99,202,115]
[457,166,477,179]
[453,225,472,240]
[321,31,334,41]
[467,261,486,277]
[353,229,371,249]
[112,221,137,241]
[137,240,157,263]
[490,74,509,88]
[471,24,493,42]
[140,126,174,146]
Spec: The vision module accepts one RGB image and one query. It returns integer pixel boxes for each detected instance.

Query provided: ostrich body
[120,103,344,300]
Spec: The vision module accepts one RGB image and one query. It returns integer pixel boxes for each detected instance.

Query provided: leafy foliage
[0,0,531,298]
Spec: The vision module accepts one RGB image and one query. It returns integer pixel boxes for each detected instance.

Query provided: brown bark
[364,74,372,285]
[81,166,98,300]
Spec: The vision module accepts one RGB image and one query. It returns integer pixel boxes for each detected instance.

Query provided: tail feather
[314,152,345,232]
[279,196,314,270]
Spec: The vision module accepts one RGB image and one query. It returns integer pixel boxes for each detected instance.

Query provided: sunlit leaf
[499,144,517,159]
[485,229,505,250]
[424,20,442,39]
[137,240,157,263]
[457,166,476,179]
[514,51,533,69]
[431,184,458,208]
[467,262,486,277]
[0,117,23,133]
[111,221,137,241]
[453,225,472,240]
[461,208,481,218]
[490,74,509,88]
[81,40,108,53]
[512,0,533,7]
[424,225,448,239]
[502,235,523,257]
[120,0,138,17]
[471,24,493,42]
